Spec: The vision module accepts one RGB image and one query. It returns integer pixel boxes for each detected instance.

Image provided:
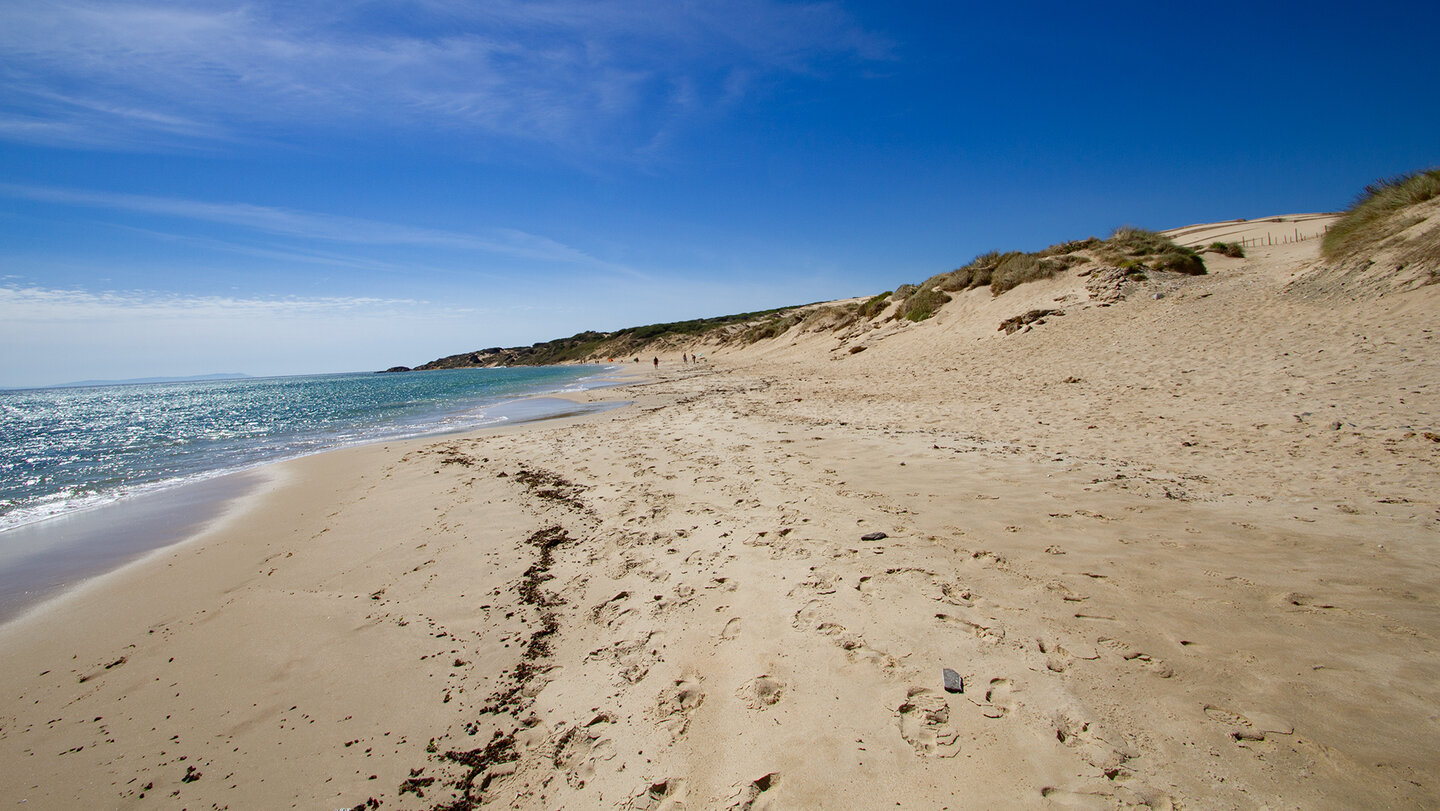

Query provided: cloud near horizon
[0,0,886,157]
[0,284,491,386]
[0,182,646,278]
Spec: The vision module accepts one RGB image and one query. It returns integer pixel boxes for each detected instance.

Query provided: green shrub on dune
[926,251,1008,293]
[990,253,1074,294]
[1038,237,1102,256]
[894,286,951,322]
[1099,227,1206,276]
[1105,226,1173,257]
[856,292,892,319]
[1153,249,1206,275]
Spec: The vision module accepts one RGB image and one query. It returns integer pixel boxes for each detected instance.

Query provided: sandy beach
[3,216,1439,809]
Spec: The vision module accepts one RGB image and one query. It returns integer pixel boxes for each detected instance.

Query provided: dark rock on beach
[943,668,963,693]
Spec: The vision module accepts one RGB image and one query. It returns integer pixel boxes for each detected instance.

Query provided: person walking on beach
[653,357,659,368]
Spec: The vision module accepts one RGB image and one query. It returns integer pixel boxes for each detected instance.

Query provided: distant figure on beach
[682,353,688,364]
[653,357,659,368]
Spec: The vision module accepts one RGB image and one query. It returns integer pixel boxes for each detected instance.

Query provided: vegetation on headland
[394,226,1206,370]
[409,307,803,370]
[1322,167,1440,280]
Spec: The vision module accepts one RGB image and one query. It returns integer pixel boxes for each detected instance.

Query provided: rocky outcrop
[998,309,1064,335]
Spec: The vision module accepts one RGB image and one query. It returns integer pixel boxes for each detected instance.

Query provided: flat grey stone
[860,531,888,541]
[942,668,963,693]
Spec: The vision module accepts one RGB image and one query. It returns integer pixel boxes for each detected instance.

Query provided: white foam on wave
[0,399,524,535]
[0,366,624,536]
[0,467,246,533]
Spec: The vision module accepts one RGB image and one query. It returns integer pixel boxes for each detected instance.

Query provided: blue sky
[1,0,1436,387]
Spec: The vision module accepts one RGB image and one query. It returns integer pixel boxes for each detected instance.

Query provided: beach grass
[1322,168,1440,277]
[894,286,952,321]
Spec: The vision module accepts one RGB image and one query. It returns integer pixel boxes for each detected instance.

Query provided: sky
[1,1,1437,388]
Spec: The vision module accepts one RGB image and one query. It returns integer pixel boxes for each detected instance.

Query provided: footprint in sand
[1050,705,1134,772]
[896,687,960,757]
[655,678,705,741]
[736,675,785,710]
[1203,705,1294,743]
[792,599,826,631]
[856,567,976,607]
[587,631,661,684]
[935,612,1005,642]
[629,777,688,811]
[591,591,635,628]
[835,634,899,672]
[1059,641,1100,660]
[726,772,780,811]
[791,570,837,595]
[1047,582,1088,603]
[720,617,742,640]
[981,677,1015,719]
[553,714,617,789]
[1038,785,1117,808]
[1098,638,1174,678]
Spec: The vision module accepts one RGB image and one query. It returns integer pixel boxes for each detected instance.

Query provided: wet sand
[0,471,266,625]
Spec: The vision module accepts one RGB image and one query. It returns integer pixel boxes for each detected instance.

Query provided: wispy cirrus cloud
[0,284,442,323]
[0,0,887,156]
[0,182,644,277]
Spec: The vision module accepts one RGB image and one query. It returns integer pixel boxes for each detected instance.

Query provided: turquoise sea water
[0,366,619,533]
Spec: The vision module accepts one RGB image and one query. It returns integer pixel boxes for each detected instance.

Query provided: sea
[0,365,626,620]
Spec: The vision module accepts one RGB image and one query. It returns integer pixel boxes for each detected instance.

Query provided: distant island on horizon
[42,372,253,390]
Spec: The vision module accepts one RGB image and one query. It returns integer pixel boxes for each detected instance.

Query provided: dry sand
[2,216,1439,809]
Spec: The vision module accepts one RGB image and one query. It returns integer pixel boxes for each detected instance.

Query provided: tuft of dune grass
[857,292,892,319]
[893,286,951,322]
[1322,168,1440,272]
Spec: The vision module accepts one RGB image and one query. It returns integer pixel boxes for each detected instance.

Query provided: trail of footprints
[606,405,1148,795]
[405,399,1264,808]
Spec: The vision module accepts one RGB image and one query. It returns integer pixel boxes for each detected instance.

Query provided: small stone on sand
[942,668,963,693]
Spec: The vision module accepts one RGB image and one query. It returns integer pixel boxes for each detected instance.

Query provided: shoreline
[0,368,646,629]
[0,468,270,626]
[0,364,629,536]
[0,363,673,808]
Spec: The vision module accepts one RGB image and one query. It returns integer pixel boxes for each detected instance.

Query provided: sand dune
[2,215,1439,808]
